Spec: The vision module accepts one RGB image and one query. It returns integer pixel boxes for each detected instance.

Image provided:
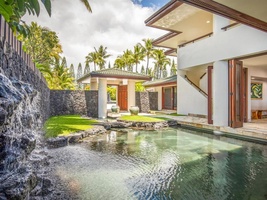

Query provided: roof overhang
[77,68,152,84]
[146,2,214,49]
[143,75,177,88]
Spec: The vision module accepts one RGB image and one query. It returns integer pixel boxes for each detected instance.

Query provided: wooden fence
[0,15,46,84]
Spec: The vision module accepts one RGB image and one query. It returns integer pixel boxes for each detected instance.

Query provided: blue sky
[132,0,170,7]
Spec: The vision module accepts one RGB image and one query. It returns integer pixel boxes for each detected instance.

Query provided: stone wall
[136,92,158,112]
[50,90,98,118]
[0,40,50,122]
[149,92,158,111]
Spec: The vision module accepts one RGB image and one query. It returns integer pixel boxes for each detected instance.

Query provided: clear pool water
[50,128,267,200]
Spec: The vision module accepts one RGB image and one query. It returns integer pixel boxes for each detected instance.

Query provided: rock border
[46,119,179,148]
[46,125,106,148]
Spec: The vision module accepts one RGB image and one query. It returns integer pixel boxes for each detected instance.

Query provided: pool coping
[178,124,267,145]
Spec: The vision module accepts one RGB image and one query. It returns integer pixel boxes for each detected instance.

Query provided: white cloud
[23,0,166,71]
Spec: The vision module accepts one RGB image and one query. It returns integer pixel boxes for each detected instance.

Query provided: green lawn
[44,115,97,138]
[167,113,186,116]
[118,115,167,122]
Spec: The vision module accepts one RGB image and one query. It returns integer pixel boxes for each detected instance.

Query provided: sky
[23,0,170,71]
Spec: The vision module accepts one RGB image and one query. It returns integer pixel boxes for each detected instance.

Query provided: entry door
[118,85,128,110]
[163,87,172,109]
[229,60,244,128]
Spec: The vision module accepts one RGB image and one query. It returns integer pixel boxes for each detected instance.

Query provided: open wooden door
[228,60,244,128]
[118,85,128,110]
[207,66,213,124]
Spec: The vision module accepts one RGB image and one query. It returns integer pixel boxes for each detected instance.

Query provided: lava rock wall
[50,90,98,118]
[0,40,50,199]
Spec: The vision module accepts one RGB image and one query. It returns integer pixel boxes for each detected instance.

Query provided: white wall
[155,87,163,110]
[178,25,267,69]
[128,80,136,109]
[177,75,207,115]
[199,73,208,94]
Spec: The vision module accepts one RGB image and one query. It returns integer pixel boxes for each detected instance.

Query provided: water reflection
[51,128,267,200]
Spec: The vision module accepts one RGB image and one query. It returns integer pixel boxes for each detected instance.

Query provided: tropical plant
[62,57,67,68]
[135,82,145,92]
[86,52,98,71]
[153,49,170,79]
[170,59,177,76]
[69,64,75,78]
[114,56,125,70]
[94,45,111,70]
[141,65,145,74]
[132,44,145,72]
[45,58,75,90]
[140,39,155,75]
[122,49,134,71]
[84,62,90,74]
[77,63,83,79]
[107,86,116,100]
[19,22,63,66]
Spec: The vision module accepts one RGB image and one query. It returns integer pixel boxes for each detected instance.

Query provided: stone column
[213,61,228,126]
[128,80,135,110]
[155,87,162,110]
[98,78,107,118]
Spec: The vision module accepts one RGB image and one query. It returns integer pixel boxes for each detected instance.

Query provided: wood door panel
[229,60,244,128]
[118,85,128,110]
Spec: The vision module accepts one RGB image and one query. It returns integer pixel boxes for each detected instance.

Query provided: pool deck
[108,111,267,141]
[157,114,267,141]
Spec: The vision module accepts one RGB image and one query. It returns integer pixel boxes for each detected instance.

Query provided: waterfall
[0,73,47,199]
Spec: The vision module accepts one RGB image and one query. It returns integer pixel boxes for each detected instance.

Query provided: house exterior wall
[199,73,208,94]
[177,75,207,116]
[178,25,267,70]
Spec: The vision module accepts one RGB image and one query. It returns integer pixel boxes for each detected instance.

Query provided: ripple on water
[47,128,267,200]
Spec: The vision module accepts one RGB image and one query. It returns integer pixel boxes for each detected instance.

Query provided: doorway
[118,85,128,110]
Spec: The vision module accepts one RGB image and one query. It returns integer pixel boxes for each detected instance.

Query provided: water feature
[0,73,50,199]
[47,128,267,200]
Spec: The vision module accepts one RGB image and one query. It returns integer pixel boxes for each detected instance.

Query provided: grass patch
[168,113,186,116]
[119,115,166,122]
[44,115,97,138]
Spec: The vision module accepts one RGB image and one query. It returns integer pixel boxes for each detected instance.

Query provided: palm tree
[114,56,125,70]
[94,45,111,70]
[80,0,92,12]
[45,58,75,90]
[140,38,155,75]
[122,49,134,71]
[85,52,98,71]
[153,49,170,79]
[132,44,145,73]
[170,59,177,76]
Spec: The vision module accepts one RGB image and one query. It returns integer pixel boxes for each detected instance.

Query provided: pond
[48,127,267,200]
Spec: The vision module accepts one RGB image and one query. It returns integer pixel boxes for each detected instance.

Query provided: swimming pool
[49,127,267,200]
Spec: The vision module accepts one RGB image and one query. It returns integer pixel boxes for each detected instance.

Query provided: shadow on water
[49,127,267,200]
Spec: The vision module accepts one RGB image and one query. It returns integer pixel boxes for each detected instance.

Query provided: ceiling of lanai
[145,0,267,54]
